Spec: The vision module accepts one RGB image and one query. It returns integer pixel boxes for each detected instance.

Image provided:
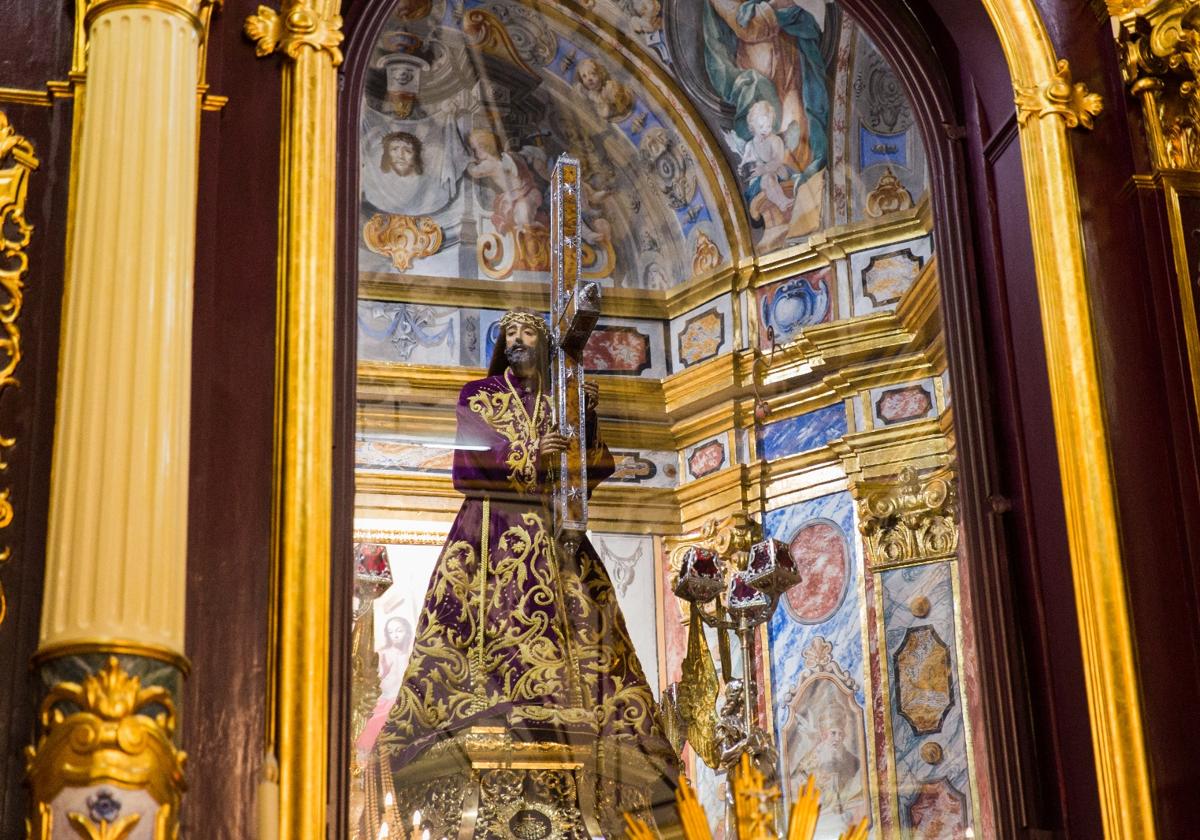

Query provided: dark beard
[505,343,533,368]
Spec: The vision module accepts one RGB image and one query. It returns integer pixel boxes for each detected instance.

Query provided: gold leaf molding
[1015,58,1104,129]
[0,110,38,628]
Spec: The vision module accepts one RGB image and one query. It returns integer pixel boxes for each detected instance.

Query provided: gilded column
[244,2,342,838]
[27,0,206,835]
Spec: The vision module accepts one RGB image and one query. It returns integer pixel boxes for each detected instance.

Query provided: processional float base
[371,725,683,840]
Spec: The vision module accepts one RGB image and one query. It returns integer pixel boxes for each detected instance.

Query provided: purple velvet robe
[378,369,679,783]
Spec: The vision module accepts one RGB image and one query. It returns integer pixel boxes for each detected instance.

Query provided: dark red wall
[183,0,281,836]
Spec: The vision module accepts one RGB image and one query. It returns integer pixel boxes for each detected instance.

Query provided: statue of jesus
[377,308,679,800]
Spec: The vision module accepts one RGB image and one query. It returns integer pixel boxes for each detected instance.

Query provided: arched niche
[303,2,1152,840]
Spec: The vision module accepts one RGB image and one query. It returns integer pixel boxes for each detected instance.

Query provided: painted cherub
[574,57,635,123]
[465,128,545,234]
[741,99,795,219]
[629,0,662,34]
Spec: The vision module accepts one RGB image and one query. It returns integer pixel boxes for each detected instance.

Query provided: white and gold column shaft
[26,0,207,836]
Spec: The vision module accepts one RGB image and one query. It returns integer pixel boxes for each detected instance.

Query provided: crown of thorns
[499,310,550,341]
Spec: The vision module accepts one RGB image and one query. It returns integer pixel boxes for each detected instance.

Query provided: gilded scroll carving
[0,110,37,628]
[1015,59,1104,130]
[854,465,959,569]
[244,1,345,65]
[25,657,187,839]
[1115,0,1200,169]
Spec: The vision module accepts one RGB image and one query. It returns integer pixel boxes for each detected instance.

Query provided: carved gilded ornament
[684,511,763,570]
[1115,0,1200,169]
[244,1,344,65]
[1015,59,1104,130]
[0,111,37,629]
[25,658,186,839]
[855,465,958,569]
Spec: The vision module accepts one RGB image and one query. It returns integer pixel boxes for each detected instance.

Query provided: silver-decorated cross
[549,155,601,560]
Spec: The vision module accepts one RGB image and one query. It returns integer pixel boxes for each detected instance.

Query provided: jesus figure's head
[487,309,550,381]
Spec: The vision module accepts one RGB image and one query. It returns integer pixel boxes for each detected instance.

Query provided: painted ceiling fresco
[359,0,734,289]
[359,0,929,283]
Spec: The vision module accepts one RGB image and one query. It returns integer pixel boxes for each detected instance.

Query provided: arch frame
[256,0,1155,836]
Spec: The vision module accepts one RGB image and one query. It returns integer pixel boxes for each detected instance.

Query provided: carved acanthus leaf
[1116,0,1200,169]
[1015,59,1104,130]
[855,465,959,569]
[244,1,344,65]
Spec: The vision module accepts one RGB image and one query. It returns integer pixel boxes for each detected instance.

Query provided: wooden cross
[549,155,601,560]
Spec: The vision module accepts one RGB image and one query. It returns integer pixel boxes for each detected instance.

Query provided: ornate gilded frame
[250,1,1155,838]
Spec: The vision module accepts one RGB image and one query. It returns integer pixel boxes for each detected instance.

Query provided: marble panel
[758,404,847,461]
[880,562,975,837]
[670,295,733,371]
[609,449,679,488]
[766,491,873,837]
[592,533,660,694]
[684,436,728,481]
[869,378,937,428]
[583,316,668,378]
[356,436,456,473]
[848,236,932,316]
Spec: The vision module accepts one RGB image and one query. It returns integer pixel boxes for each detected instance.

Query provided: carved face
[504,321,542,370]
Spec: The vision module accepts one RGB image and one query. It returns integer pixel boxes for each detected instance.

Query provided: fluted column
[27,0,204,836]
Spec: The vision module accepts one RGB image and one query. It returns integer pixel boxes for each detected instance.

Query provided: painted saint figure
[705,0,829,178]
[355,616,415,756]
[705,0,831,241]
[377,309,680,798]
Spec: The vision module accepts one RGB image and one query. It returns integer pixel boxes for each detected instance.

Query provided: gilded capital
[84,0,207,35]
[854,465,959,569]
[1015,59,1104,130]
[1114,0,1200,169]
[245,0,345,65]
